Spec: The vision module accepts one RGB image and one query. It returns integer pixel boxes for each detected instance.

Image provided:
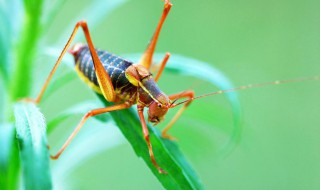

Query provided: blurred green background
[11,0,320,189]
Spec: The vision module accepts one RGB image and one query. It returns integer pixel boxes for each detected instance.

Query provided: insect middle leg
[162,90,195,140]
[139,0,172,69]
[137,106,166,174]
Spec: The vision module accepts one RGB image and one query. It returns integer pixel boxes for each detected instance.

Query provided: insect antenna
[169,98,179,107]
[171,75,320,108]
[169,89,193,108]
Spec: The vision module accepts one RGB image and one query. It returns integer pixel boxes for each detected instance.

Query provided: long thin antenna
[171,75,320,107]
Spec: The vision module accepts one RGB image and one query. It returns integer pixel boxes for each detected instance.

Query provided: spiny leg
[137,106,166,174]
[51,103,131,160]
[154,52,170,82]
[139,0,172,69]
[162,90,194,140]
[78,21,116,102]
[26,20,115,104]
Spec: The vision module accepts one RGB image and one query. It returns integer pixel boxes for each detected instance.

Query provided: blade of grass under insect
[59,0,128,44]
[98,95,204,190]
[14,102,52,190]
[0,123,20,190]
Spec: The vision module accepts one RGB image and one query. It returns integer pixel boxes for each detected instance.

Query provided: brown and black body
[72,44,169,110]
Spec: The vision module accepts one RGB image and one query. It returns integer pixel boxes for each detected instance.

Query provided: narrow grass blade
[0,123,20,190]
[14,102,52,190]
[98,96,204,190]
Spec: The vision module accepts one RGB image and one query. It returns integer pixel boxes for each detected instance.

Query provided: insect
[25,0,319,174]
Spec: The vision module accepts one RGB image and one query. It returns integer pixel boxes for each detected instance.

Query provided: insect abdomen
[72,45,137,100]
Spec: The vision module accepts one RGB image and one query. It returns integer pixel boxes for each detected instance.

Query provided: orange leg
[139,0,172,69]
[27,20,115,104]
[162,90,194,140]
[51,103,131,160]
[154,52,170,82]
[137,106,166,174]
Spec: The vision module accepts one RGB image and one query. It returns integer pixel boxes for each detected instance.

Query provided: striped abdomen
[72,45,138,102]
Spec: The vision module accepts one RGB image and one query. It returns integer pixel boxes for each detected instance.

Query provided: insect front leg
[139,0,172,69]
[137,106,166,174]
[50,103,131,160]
[162,90,195,140]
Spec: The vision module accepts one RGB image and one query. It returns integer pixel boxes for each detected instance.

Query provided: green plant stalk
[10,0,43,100]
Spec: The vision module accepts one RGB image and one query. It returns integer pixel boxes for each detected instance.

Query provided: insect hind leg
[23,21,116,104]
[50,103,131,160]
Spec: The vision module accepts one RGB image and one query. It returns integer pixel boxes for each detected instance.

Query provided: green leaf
[14,102,52,190]
[98,95,204,190]
[0,123,20,190]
